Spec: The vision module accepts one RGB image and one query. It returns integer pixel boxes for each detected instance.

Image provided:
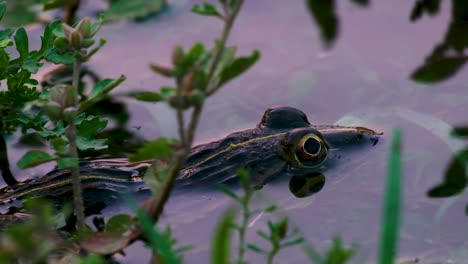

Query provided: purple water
[3,0,468,263]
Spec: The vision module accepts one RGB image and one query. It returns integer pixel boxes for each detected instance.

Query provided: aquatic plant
[0,0,168,26]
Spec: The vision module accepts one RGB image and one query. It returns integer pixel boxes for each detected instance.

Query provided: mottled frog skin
[0,106,382,208]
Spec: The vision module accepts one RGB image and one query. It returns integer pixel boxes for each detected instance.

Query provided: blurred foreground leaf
[378,129,402,264]
[451,126,468,138]
[303,236,355,264]
[125,195,183,264]
[411,1,468,83]
[43,0,70,11]
[101,0,166,22]
[211,208,235,264]
[305,0,338,48]
[305,0,370,48]
[1,0,38,26]
[192,2,221,18]
[105,214,133,235]
[428,149,467,197]
[410,0,441,21]
[411,57,467,83]
[217,49,260,88]
[129,137,173,162]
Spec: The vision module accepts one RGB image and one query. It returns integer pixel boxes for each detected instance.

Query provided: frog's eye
[300,135,322,157]
[282,128,329,169]
[294,133,328,167]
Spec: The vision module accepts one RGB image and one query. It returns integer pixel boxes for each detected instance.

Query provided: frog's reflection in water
[289,173,325,198]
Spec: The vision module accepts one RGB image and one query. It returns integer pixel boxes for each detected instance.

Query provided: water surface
[4,0,468,263]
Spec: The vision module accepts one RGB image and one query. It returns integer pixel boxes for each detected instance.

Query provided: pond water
[4,0,468,263]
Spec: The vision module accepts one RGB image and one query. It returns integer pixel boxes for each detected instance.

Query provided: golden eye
[299,135,322,157]
[281,128,329,169]
[293,134,328,168]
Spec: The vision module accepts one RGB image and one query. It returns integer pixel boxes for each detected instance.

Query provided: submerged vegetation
[0,0,465,263]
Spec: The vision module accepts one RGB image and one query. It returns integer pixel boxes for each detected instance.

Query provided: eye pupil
[304,137,320,155]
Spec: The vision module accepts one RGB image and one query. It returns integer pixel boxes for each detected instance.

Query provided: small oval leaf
[17,150,54,169]
[105,214,133,235]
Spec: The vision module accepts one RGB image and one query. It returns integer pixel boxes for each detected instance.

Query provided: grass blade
[378,129,402,264]
[211,208,235,264]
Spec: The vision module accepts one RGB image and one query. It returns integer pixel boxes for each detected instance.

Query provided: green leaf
[236,167,251,191]
[411,57,467,83]
[51,137,68,156]
[37,20,61,56]
[45,47,74,65]
[247,243,267,254]
[181,42,206,69]
[192,2,221,17]
[264,205,277,213]
[350,0,369,6]
[17,150,55,169]
[193,67,208,91]
[76,136,108,151]
[89,78,120,98]
[129,91,163,102]
[105,214,132,235]
[217,50,260,88]
[378,129,402,264]
[22,59,42,73]
[427,149,467,197]
[77,115,108,138]
[79,75,126,111]
[306,0,339,48]
[281,237,305,248]
[125,195,182,264]
[0,28,13,48]
[77,253,107,264]
[160,86,176,97]
[217,183,240,202]
[211,208,235,264]
[0,1,6,21]
[451,126,468,138]
[14,27,29,59]
[57,157,78,169]
[0,0,38,26]
[323,237,355,264]
[129,138,173,162]
[302,243,324,264]
[0,49,9,74]
[43,0,70,10]
[410,0,441,22]
[0,36,11,48]
[256,230,269,241]
[100,0,165,22]
[143,163,168,194]
[37,121,65,139]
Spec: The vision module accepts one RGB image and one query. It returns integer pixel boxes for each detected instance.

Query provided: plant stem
[176,82,186,146]
[0,132,17,186]
[185,105,202,149]
[186,0,244,145]
[126,0,246,251]
[206,0,244,96]
[63,0,80,26]
[128,150,186,242]
[69,59,85,228]
[266,246,279,264]
[237,192,252,262]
